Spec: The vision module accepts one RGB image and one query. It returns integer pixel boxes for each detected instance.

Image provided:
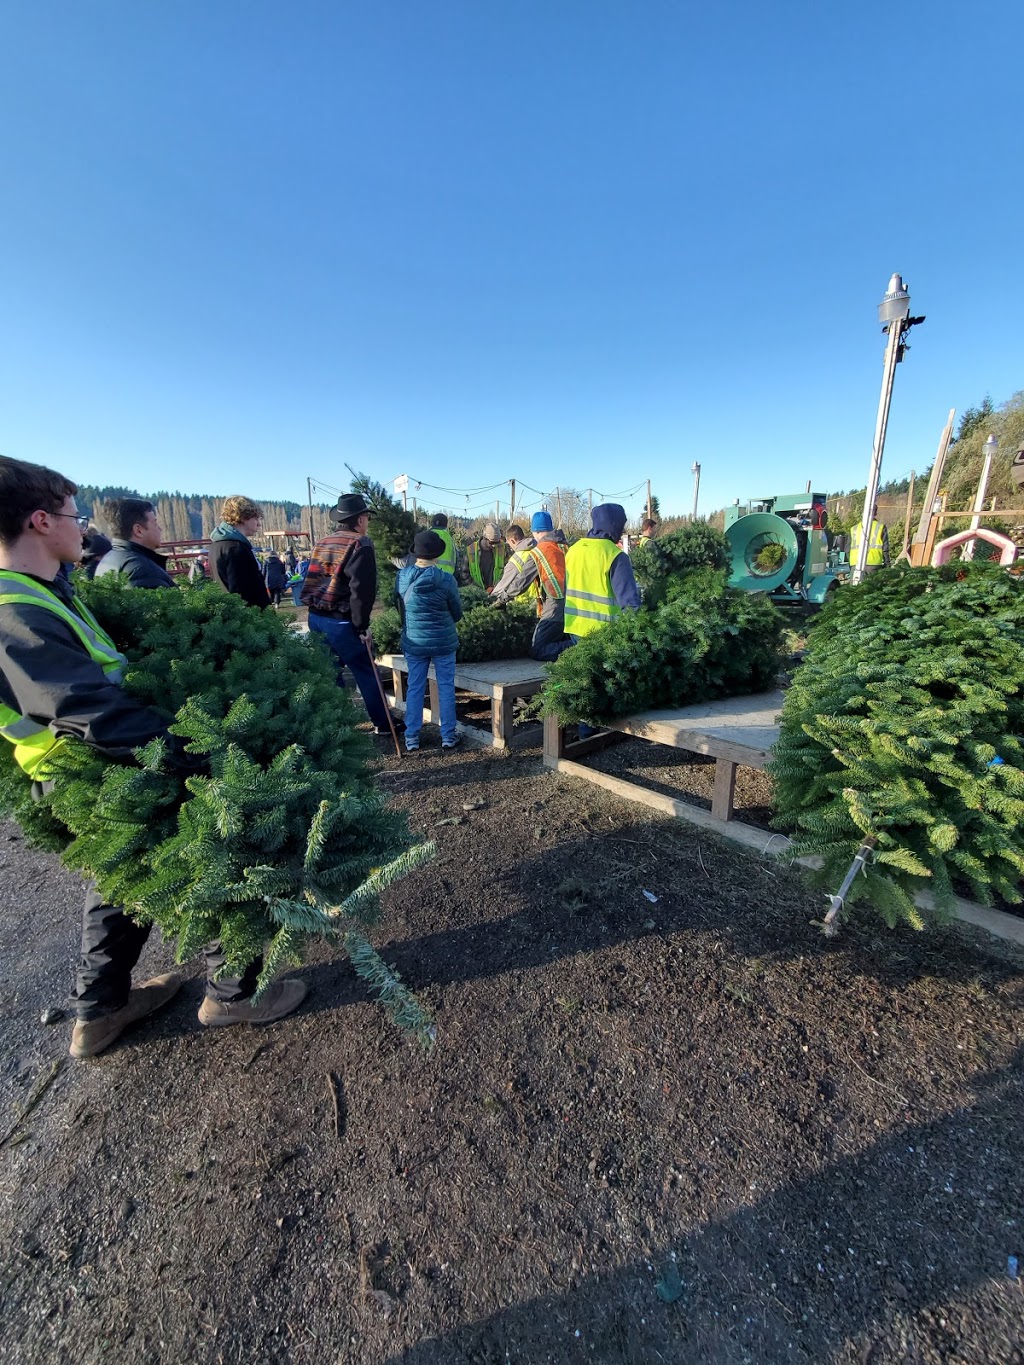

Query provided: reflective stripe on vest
[563,539,621,637]
[0,570,126,776]
[528,541,566,602]
[467,540,506,590]
[849,520,885,567]
[434,529,457,575]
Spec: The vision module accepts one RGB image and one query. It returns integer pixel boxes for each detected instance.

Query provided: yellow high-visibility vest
[434,529,457,575]
[467,540,505,590]
[563,539,621,637]
[849,520,885,567]
[0,570,126,776]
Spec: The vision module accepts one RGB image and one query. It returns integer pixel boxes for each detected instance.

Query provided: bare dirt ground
[2,731,1024,1365]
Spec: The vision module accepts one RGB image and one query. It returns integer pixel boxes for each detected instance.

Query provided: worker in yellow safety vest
[564,503,641,638]
[849,504,890,573]
[0,455,306,1059]
[428,514,458,575]
[462,522,506,591]
[636,518,658,548]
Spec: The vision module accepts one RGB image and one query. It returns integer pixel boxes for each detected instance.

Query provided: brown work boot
[197,978,307,1028]
[69,972,184,1059]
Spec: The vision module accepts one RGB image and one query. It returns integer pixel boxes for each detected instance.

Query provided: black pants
[72,884,262,1021]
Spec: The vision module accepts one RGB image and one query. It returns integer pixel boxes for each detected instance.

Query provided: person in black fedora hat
[301,492,402,735]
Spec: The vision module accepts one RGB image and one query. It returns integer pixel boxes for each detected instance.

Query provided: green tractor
[724,492,848,606]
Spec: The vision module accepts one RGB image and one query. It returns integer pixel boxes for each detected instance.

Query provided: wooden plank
[492,688,515,750]
[543,711,565,763]
[614,728,774,768]
[428,676,440,725]
[711,760,738,821]
[548,758,776,854]
[391,668,405,707]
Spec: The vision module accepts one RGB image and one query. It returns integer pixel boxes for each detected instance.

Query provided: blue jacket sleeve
[446,575,464,622]
[609,551,641,610]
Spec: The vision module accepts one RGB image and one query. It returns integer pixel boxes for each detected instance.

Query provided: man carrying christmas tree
[302,493,402,736]
[0,457,306,1058]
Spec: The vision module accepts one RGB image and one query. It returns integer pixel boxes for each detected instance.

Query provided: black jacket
[208,527,270,609]
[0,574,171,760]
[95,539,176,589]
[264,555,288,591]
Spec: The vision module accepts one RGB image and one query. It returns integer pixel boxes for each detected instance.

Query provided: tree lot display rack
[379,654,547,750]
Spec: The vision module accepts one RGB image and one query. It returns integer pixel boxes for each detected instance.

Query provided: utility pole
[587,488,592,515]
[306,477,315,548]
[690,463,701,521]
[555,487,562,526]
[646,480,652,522]
[509,479,516,522]
[853,273,925,584]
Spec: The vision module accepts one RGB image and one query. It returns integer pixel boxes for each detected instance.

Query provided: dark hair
[104,497,156,542]
[430,513,448,529]
[641,518,657,533]
[0,456,78,546]
[506,524,525,542]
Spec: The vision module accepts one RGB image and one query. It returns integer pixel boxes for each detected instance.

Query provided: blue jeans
[405,652,457,746]
[307,613,391,731]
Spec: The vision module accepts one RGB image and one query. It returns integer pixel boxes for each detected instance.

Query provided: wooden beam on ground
[547,758,775,854]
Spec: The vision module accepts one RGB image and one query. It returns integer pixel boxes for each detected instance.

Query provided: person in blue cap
[490,510,572,661]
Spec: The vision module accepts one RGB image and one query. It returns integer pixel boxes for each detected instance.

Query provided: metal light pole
[852,273,925,584]
[691,462,701,520]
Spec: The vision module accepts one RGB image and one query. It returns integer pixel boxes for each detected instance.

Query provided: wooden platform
[542,690,785,826]
[378,654,546,750]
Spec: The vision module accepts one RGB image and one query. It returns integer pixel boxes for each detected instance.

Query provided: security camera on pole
[852,273,925,585]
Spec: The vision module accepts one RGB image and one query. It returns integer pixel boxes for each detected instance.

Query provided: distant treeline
[77,486,337,543]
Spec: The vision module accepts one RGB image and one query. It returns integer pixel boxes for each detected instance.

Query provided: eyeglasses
[48,513,91,530]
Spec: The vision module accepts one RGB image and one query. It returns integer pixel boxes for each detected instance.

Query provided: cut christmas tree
[0,577,435,1041]
[769,563,1024,932]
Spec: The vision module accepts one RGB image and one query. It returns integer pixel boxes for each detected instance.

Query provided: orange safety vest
[525,540,566,615]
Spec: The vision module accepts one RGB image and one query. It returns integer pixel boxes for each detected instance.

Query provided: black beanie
[414,530,445,560]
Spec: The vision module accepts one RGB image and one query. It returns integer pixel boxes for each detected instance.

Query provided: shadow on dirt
[389,1052,1024,1365]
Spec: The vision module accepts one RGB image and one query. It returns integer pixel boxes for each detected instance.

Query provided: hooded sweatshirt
[208,523,270,609]
[587,504,641,610]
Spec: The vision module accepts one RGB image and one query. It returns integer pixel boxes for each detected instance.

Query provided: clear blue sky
[2,1,1020,522]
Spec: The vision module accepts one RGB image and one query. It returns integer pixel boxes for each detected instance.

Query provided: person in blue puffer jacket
[395,530,464,752]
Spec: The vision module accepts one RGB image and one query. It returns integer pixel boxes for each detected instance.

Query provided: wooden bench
[542,690,784,837]
[378,654,547,750]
